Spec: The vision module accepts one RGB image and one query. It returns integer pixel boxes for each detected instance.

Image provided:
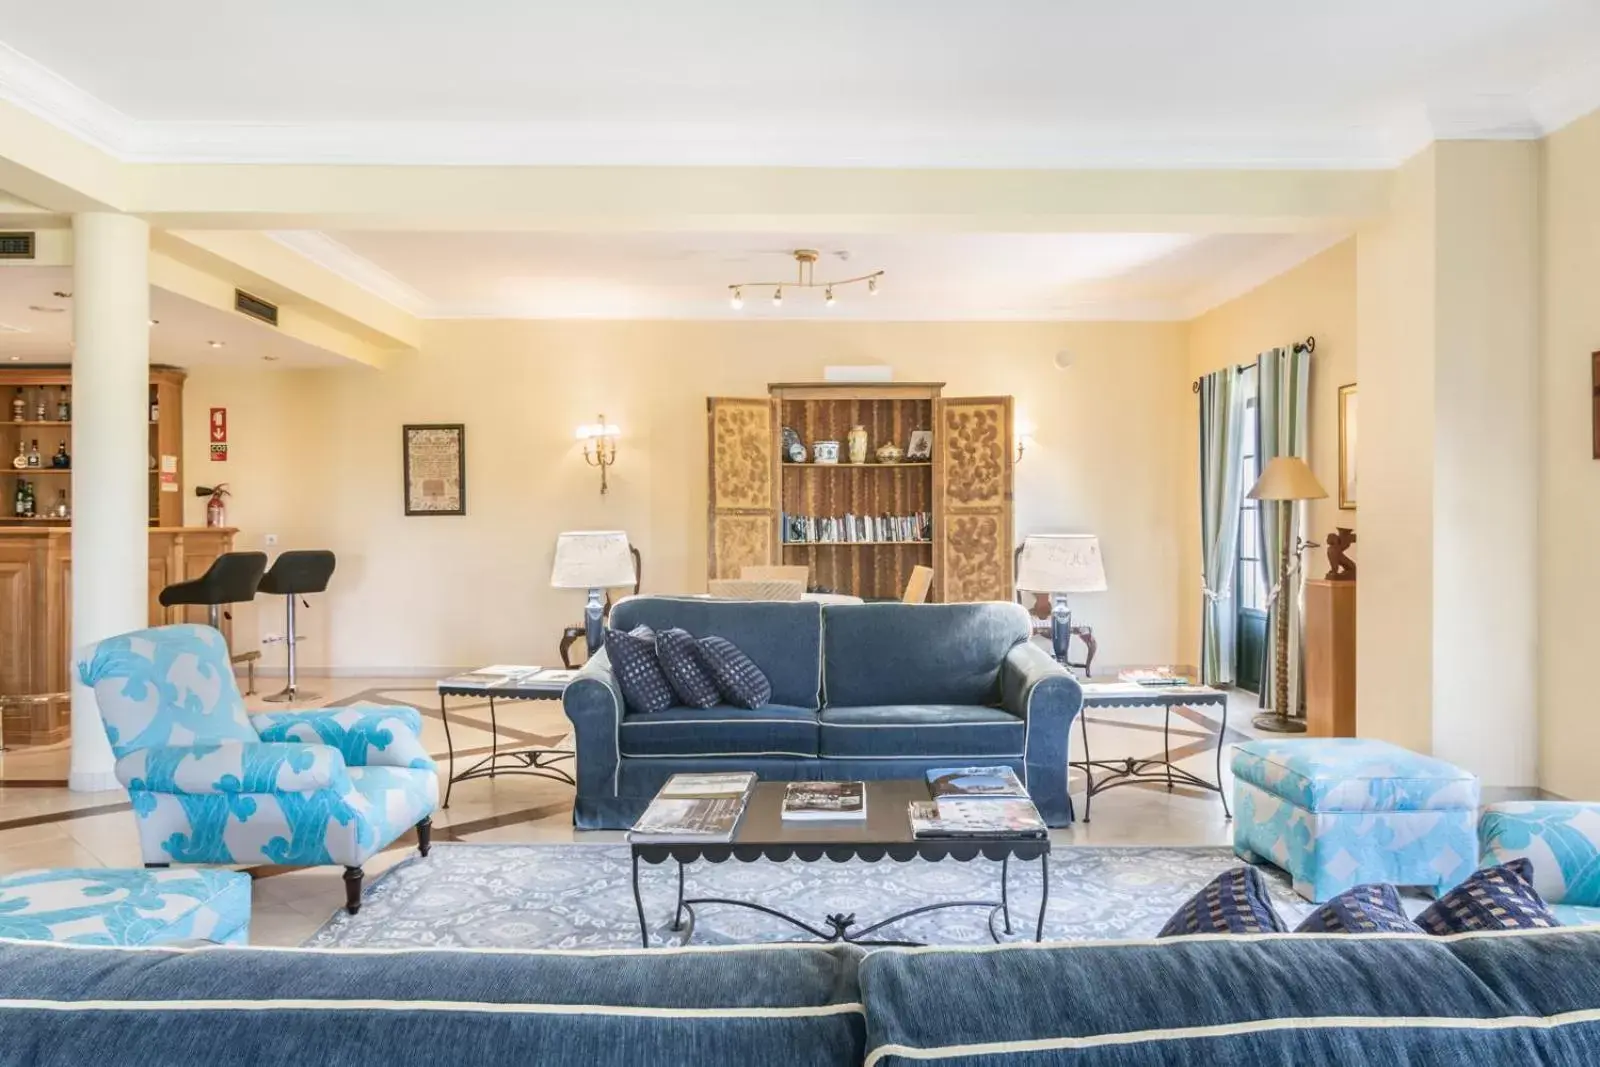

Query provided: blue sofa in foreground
[4,928,1600,1065]
[562,598,1081,830]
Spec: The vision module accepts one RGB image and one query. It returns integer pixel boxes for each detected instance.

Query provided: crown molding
[267,231,433,317]
[1527,62,1600,135]
[0,40,133,155]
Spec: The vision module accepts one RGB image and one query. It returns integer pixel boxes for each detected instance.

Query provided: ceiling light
[729,287,743,310]
[207,341,224,349]
[730,250,884,309]
[7,356,18,362]
[262,355,280,362]
[149,319,160,327]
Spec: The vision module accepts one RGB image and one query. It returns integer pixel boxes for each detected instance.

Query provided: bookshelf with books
[707,382,1015,602]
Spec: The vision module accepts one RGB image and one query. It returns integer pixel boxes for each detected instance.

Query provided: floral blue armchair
[1480,801,1600,926]
[76,624,438,914]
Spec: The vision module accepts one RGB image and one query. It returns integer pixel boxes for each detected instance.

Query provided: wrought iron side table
[436,674,576,809]
[630,780,1050,948]
[1073,682,1231,822]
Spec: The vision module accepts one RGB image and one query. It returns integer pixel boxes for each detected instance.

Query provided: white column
[68,213,149,793]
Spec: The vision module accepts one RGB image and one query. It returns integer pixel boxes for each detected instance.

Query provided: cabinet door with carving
[934,396,1014,602]
[706,397,777,582]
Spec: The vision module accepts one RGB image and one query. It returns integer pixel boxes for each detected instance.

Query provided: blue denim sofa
[562,597,1081,830]
[5,929,1600,1065]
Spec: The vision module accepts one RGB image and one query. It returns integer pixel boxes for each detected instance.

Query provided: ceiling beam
[0,98,126,213]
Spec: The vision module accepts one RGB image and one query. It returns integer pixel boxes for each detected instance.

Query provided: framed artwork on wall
[1337,384,1357,510]
[403,423,466,516]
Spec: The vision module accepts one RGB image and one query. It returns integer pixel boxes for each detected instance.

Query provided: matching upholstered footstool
[0,868,251,946]
[1232,739,1479,902]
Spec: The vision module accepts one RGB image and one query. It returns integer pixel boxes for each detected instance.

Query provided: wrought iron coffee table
[629,779,1050,948]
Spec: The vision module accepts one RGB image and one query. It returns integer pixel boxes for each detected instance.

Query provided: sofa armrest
[563,649,625,799]
[1000,642,1083,724]
[115,741,351,796]
[249,707,433,770]
[1479,801,1600,906]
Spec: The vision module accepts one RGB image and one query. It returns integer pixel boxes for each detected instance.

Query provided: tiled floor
[0,675,1265,946]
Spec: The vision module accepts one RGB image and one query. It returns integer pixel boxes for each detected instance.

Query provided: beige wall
[1540,109,1600,800]
[185,320,1188,674]
[1178,240,1358,666]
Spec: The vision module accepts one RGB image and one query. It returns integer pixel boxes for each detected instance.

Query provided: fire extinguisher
[196,484,230,528]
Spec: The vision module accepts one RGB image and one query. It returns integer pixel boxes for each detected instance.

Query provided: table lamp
[551,530,637,655]
[1247,455,1327,733]
[1015,534,1107,666]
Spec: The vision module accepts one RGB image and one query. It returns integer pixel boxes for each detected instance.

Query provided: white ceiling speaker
[1053,350,1075,371]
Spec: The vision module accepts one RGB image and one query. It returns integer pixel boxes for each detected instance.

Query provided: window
[1237,368,1267,612]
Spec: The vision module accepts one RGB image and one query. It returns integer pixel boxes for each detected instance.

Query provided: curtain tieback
[1201,580,1232,603]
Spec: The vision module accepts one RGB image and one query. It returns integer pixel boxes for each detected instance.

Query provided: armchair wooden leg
[416,816,433,857]
[343,866,364,915]
[144,862,170,869]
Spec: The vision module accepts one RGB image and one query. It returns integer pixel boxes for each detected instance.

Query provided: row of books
[910,767,1047,840]
[781,511,932,545]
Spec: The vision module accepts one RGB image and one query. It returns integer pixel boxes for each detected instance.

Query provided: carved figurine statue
[1325,527,1357,581]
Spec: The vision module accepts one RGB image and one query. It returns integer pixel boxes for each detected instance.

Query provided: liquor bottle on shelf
[26,440,40,468]
[10,388,22,422]
[53,489,69,519]
[52,440,69,469]
[57,387,70,422]
[149,385,160,423]
[23,479,36,518]
[10,441,25,470]
[33,391,45,421]
[13,479,25,518]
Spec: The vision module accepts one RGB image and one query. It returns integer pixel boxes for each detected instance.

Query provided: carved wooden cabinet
[707,383,1014,602]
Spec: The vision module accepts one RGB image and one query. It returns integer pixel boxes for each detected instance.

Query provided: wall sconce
[1014,418,1036,465]
[576,414,620,494]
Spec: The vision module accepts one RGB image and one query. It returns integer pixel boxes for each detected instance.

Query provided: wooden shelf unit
[1,366,185,527]
[707,382,1014,602]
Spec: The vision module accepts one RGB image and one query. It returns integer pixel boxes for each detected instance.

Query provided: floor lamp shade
[551,531,636,654]
[1248,456,1327,502]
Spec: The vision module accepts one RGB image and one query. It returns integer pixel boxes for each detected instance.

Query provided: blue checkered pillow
[1415,858,1561,934]
[605,625,675,714]
[1295,883,1422,934]
[695,635,772,709]
[655,627,722,709]
[1158,866,1287,937]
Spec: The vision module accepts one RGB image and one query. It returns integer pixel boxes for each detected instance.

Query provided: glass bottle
[10,441,25,470]
[32,391,45,421]
[13,479,25,518]
[149,385,160,423]
[23,478,35,518]
[53,440,69,469]
[57,387,70,422]
[10,388,22,422]
[54,489,69,519]
[26,439,39,468]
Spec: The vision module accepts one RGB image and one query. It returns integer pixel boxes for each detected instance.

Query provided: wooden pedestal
[1305,578,1357,737]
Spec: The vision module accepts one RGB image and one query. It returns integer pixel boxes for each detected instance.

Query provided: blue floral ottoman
[1232,739,1479,903]
[0,868,251,945]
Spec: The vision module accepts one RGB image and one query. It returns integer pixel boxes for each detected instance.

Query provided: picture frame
[402,423,466,516]
[906,429,934,461]
[1337,384,1357,510]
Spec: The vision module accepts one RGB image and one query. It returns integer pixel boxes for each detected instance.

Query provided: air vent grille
[234,289,279,326]
[0,233,36,260]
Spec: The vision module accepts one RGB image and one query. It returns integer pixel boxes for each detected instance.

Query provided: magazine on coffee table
[908,798,1047,840]
[926,766,1028,800]
[629,796,748,843]
[438,665,543,690]
[782,781,866,820]
[657,772,757,799]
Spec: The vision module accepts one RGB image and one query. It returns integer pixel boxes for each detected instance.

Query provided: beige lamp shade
[550,530,636,588]
[1016,534,1108,594]
[1248,456,1328,502]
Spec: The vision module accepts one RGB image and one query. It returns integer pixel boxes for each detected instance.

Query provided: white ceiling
[0,266,352,367]
[270,230,1344,321]
[0,1,1598,167]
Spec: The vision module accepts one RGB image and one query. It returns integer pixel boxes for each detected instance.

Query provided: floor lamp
[1246,456,1327,733]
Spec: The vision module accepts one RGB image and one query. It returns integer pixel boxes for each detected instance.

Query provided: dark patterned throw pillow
[605,625,675,714]
[1295,883,1422,934]
[654,628,722,708]
[1415,859,1562,934]
[694,635,772,709]
[1157,866,1288,937]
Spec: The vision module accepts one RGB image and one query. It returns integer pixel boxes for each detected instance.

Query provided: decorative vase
[875,443,904,464]
[813,440,840,465]
[847,425,869,464]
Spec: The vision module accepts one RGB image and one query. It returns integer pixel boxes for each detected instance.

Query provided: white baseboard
[247,665,470,680]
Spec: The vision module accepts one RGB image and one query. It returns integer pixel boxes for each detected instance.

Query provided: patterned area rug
[307,843,1317,949]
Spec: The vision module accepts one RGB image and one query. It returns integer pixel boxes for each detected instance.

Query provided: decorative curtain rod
[1191,336,1316,393]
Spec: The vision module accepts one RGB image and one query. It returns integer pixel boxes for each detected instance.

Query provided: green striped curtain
[1256,345,1311,715]
[1198,369,1246,686]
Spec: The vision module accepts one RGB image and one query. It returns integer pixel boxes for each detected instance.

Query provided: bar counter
[0,526,237,746]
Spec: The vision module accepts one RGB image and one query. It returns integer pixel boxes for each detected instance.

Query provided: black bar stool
[258,549,336,704]
[158,551,269,693]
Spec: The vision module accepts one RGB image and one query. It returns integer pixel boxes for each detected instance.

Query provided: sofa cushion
[1231,738,1479,813]
[818,705,1024,759]
[1157,866,1288,937]
[1416,859,1562,934]
[1294,883,1422,934]
[821,603,1031,708]
[696,635,772,709]
[604,626,675,714]
[656,628,721,709]
[618,704,819,758]
[612,597,822,709]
